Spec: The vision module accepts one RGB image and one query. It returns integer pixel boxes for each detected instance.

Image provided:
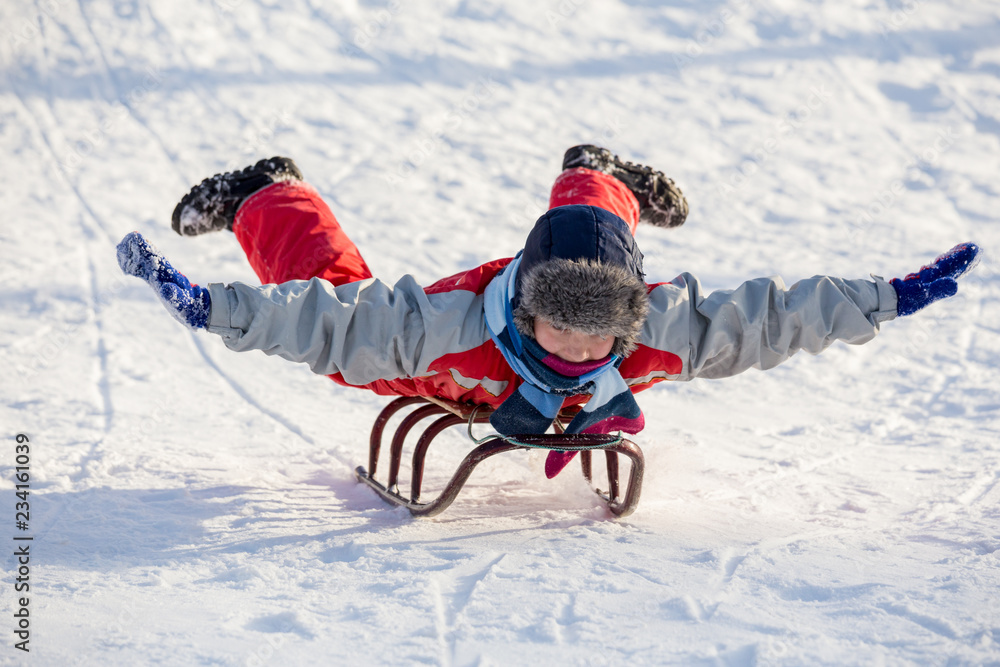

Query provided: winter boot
[172,156,303,236]
[562,145,688,228]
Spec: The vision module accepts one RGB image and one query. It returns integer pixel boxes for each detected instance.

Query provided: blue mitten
[117,232,211,329]
[891,242,981,316]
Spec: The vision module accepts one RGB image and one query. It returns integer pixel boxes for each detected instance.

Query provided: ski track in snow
[1,0,1000,665]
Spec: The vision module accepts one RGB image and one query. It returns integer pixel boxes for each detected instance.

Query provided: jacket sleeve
[642,273,899,381]
[204,276,488,384]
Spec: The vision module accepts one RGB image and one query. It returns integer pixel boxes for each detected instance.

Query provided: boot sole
[562,145,688,228]
[172,157,303,236]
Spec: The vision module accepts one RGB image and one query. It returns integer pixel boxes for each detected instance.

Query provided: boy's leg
[233,180,373,286]
[559,145,688,229]
[549,167,640,235]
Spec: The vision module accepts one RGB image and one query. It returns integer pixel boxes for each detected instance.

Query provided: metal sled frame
[355,396,645,518]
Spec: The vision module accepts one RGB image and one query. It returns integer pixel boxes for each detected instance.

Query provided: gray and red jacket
[205,178,898,411]
[206,260,898,409]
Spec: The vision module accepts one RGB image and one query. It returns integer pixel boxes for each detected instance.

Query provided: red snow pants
[233,167,639,287]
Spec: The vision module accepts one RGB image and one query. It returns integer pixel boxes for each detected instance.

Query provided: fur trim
[514,258,649,357]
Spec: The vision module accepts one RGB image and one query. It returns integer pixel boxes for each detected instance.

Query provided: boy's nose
[559,343,592,363]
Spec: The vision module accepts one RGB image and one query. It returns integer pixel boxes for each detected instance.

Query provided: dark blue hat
[513,205,649,357]
[518,205,645,287]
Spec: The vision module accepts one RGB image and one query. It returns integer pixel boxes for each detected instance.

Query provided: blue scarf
[483,256,645,439]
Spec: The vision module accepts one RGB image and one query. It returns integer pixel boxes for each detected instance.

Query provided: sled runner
[355,396,645,518]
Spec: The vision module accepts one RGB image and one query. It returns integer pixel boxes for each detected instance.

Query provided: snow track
[1,1,999,665]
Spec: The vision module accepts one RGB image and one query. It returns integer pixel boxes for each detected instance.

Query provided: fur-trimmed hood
[513,205,648,357]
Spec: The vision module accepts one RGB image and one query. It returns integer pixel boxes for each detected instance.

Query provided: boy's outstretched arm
[644,243,981,381]
[116,232,482,385]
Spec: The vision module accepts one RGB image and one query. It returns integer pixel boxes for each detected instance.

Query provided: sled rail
[355,396,645,517]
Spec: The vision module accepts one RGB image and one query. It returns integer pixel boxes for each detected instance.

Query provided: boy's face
[533,319,615,364]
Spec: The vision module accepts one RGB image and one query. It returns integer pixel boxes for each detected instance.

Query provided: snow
[2,0,1000,665]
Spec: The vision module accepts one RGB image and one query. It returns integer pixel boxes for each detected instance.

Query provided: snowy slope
[2,0,1000,665]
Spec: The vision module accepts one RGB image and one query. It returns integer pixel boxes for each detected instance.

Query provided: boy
[117,147,980,475]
